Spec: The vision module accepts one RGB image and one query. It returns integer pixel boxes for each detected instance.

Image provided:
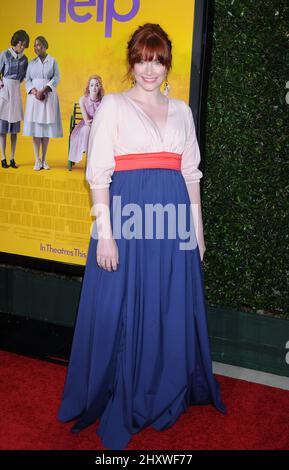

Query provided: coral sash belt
[114,152,182,171]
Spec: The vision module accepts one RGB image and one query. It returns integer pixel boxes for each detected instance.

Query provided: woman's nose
[145,61,152,74]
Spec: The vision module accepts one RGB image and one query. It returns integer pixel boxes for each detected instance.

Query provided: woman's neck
[89,92,98,101]
[127,86,166,106]
[39,53,47,62]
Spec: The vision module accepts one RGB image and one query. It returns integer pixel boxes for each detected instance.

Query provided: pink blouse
[86,92,203,189]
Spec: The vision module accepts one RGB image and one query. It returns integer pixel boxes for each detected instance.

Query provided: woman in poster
[23,36,63,170]
[0,30,30,169]
[68,75,104,170]
[58,23,226,450]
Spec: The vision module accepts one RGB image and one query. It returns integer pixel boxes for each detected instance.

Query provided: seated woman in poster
[23,36,63,170]
[0,30,30,169]
[68,75,104,170]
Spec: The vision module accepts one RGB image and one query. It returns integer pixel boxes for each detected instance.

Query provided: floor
[213,361,289,391]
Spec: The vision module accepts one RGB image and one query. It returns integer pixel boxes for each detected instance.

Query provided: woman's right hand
[85,119,93,126]
[96,238,119,272]
[36,90,46,101]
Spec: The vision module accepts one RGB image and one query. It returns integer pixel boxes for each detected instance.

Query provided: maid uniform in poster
[0,42,28,168]
[23,49,63,169]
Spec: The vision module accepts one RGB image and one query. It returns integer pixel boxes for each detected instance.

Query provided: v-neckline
[122,91,170,143]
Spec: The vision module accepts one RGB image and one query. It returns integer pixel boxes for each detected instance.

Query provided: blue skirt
[0,119,20,134]
[57,168,226,449]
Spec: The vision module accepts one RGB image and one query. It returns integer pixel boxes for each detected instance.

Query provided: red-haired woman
[68,75,104,170]
[58,23,226,450]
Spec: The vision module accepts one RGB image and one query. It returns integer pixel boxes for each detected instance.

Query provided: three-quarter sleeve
[47,58,60,91]
[181,102,203,184]
[86,94,117,189]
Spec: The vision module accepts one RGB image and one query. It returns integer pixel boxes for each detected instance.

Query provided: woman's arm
[91,187,113,239]
[86,94,118,271]
[25,61,39,97]
[185,181,206,261]
[79,96,92,125]
[46,58,60,91]
[90,187,119,271]
[25,61,34,94]
[20,57,28,83]
[0,52,5,86]
[181,103,205,260]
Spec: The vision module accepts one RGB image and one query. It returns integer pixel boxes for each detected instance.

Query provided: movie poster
[0,0,197,266]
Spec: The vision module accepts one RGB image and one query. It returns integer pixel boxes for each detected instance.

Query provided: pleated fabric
[57,167,226,450]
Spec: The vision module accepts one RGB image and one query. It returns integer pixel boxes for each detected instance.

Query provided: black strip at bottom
[0,313,73,365]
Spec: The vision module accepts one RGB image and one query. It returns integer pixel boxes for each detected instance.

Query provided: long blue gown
[57,93,226,450]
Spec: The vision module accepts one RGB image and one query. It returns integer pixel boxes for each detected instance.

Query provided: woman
[68,75,104,170]
[23,36,63,170]
[58,23,226,450]
[0,30,29,169]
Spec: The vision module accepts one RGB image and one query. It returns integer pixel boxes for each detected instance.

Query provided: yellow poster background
[0,0,196,266]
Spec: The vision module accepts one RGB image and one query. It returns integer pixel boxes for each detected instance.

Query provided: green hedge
[203,1,289,317]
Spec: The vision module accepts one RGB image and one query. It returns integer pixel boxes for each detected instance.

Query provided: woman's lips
[142,77,157,83]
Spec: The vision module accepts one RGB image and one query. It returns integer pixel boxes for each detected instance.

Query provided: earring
[131,76,136,88]
[163,79,170,96]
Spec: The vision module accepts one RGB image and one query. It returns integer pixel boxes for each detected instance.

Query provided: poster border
[0,1,210,276]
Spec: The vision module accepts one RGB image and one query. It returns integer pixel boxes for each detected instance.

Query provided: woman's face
[34,40,46,57]
[14,41,27,54]
[132,54,167,92]
[89,79,100,94]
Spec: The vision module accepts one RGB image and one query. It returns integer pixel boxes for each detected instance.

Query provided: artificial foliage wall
[202,0,288,316]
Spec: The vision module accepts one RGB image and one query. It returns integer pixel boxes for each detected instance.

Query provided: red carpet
[0,350,289,450]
